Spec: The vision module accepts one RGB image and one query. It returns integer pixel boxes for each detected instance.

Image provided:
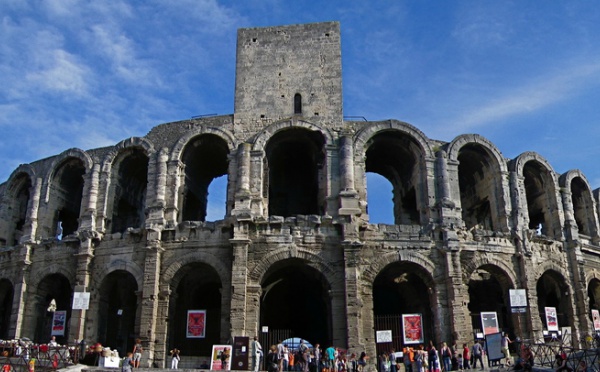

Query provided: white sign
[72,292,90,310]
[509,289,527,307]
[376,330,393,343]
[261,326,269,333]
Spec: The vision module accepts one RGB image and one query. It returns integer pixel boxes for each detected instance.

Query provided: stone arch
[29,264,75,290]
[361,250,436,286]
[91,260,144,292]
[1,167,35,247]
[43,148,92,203]
[171,127,237,161]
[560,169,599,238]
[353,120,433,158]
[461,256,518,288]
[162,251,231,288]
[448,134,510,232]
[534,264,576,332]
[250,118,334,152]
[510,151,556,175]
[101,137,155,168]
[0,278,14,340]
[5,165,36,191]
[533,261,574,293]
[249,246,339,287]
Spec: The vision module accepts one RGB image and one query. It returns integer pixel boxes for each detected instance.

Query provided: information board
[485,332,504,361]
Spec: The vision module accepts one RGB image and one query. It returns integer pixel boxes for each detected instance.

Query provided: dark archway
[34,274,72,344]
[260,259,331,347]
[537,270,571,330]
[571,176,595,237]
[110,150,149,233]
[49,158,85,238]
[373,262,434,351]
[0,279,14,339]
[3,173,31,247]
[365,131,422,225]
[588,278,600,326]
[523,161,560,239]
[181,134,229,222]
[97,271,138,356]
[265,128,325,217]
[169,263,222,356]
[467,266,515,338]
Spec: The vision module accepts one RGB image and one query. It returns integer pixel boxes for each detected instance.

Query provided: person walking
[252,337,263,372]
[471,342,483,370]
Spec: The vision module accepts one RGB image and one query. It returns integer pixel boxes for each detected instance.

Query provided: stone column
[343,242,364,353]
[232,144,253,219]
[338,134,361,216]
[164,160,183,225]
[138,240,164,367]
[230,239,250,336]
[443,250,470,345]
[10,254,31,338]
[79,164,100,231]
[21,177,42,243]
[68,235,95,343]
[245,285,262,341]
[561,188,578,240]
[154,283,172,368]
[156,148,168,206]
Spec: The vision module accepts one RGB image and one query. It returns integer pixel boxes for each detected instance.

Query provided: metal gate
[374,315,403,355]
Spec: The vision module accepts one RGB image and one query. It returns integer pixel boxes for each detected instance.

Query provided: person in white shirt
[252,336,263,372]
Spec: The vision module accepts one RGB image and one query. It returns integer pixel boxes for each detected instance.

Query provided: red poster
[480,312,499,335]
[402,314,423,344]
[187,310,206,338]
[51,310,66,336]
[211,345,232,371]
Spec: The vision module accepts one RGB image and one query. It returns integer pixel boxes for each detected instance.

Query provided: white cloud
[26,49,91,95]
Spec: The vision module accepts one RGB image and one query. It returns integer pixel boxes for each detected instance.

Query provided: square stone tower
[234,21,342,133]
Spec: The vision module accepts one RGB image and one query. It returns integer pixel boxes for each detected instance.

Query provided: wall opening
[97,270,138,356]
[5,174,31,247]
[294,93,302,115]
[260,259,331,347]
[588,278,600,314]
[111,150,149,233]
[457,144,496,231]
[536,270,571,330]
[523,161,557,239]
[373,262,434,352]
[170,263,222,356]
[33,273,71,344]
[366,172,394,224]
[571,176,594,236]
[365,131,421,225]
[265,128,324,217]
[49,158,85,238]
[0,279,14,339]
[181,134,229,222]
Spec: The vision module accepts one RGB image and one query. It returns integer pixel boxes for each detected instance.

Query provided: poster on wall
[480,312,499,335]
[593,309,600,331]
[51,310,66,336]
[187,310,206,338]
[211,344,232,371]
[545,307,559,331]
[402,314,423,344]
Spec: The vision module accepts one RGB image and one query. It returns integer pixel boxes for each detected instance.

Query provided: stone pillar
[250,150,266,216]
[561,188,578,240]
[156,148,168,206]
[69,235,95,343]
[20,177,42,243]
[138,240,164,367]
[443,250,470,345]
[245,285,262,341]
[338,134,361,216]
[164,160,183,225]
[154,283,172,368]
[330,288,347,347]
[230,239,250,336]
[80,164,100,231]
[232,144,253,219]
[343,242,364,353]
[10,252,32,338]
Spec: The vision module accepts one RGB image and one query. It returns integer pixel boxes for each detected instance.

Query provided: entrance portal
[467,267,514,337]
[260,259,331,346]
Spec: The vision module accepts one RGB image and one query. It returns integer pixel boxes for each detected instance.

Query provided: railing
[0,342,79,372]
[517,339,600,371]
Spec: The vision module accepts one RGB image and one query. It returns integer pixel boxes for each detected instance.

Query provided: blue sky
[2,1,600,222]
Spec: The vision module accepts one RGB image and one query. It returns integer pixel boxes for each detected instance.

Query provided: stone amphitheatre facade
[1,21,600,367]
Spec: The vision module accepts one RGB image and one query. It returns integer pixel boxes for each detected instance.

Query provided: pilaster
[69,235,95,343]
[139,240,164,367]
[343,241,364,353]
[230,238,250,336]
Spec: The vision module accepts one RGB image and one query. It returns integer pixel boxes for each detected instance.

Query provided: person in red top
[462,344,470,370]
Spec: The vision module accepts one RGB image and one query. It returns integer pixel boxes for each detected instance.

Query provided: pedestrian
[462,344,470,370]
[170,348,180,369]
[440,343,452,372]
[501,334,512,367]
[132,339,143,368]
[252,336,263,372]
[122,352,134,372]
[267,345,279,372]
[471,342,483,370]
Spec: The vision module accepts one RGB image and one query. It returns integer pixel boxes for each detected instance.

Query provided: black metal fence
[0,342,78,372]
[517,339,600,371]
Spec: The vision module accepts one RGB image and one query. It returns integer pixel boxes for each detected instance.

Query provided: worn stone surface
[0,21,599,368]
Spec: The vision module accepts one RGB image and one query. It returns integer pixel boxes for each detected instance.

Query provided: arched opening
[4,174,31,247]
[588,278,600,323]
[536,270,571,330]
[206,175,227,221]
[260,259,331,347]
[48,158,85,238]
[110,150,148,233]
[169,263,222,356]
[467,266,515,338]
[33,273,72,344]
[366,173,394,224]
[571,177,595,237]
[0,279,14,339]
[523,161,559,239]
[181,134,229,222]
[294,94,302,115]
[97,271,138,356]
[457,144,497,231]
[373,262,434,352]
[265,128,325,217]
[365,131,422,225]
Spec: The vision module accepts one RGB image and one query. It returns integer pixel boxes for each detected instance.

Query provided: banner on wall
[593,309,600,331]
[211,344,232,371]
[187,310,206,338]
[402,314,423,344]
[480,312,499,335]
[545,307,559,331]
[51,310,66,336]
